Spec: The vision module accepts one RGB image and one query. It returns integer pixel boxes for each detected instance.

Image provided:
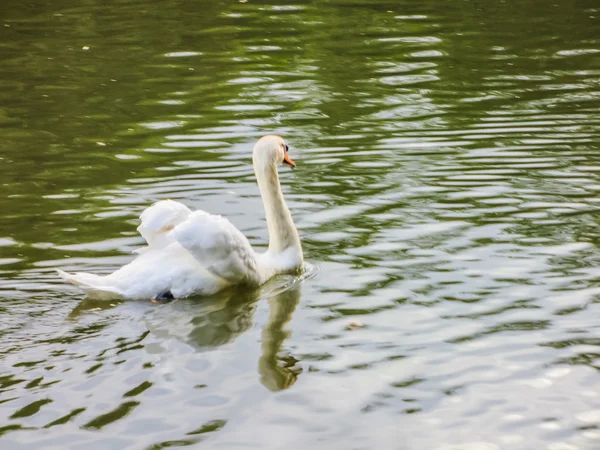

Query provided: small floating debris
[346,319,365,330]
[96,142,106,146]
[82,46,90,50]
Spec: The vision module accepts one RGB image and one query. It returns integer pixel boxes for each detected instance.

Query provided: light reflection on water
[2,0,600,448]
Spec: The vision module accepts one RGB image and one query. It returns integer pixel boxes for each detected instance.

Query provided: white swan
[57,135,303,302]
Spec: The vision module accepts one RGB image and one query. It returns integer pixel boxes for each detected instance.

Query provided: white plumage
[57,135,303,301]
[136,199,191,251]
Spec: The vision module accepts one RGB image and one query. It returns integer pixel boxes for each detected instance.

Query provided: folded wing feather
[171,210,259,284]
[136,200,192,252]
[136,200,258,284]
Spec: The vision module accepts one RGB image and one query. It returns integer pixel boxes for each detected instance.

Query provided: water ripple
[2,0,600,448]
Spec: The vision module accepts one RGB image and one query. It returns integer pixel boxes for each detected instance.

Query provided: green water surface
[2,0,600,448]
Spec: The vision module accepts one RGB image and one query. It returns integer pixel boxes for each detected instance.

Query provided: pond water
[2,0,600,448]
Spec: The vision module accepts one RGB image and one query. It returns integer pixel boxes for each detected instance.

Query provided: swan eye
[284,144,289,153]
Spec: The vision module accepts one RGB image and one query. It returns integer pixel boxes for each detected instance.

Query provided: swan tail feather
[56,269,125,300]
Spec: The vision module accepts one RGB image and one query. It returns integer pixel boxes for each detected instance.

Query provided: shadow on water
[133,275,305,391]
[0,276,306,438]
[68,298,126,318]
[259,284,302,391]
[146,285,261,348]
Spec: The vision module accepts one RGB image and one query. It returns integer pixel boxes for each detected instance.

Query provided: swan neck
[255,163,301,255]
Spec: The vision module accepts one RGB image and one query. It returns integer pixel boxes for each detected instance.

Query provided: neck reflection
[258,284,302,391]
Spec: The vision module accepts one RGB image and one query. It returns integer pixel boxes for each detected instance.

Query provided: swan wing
[136,200,192,252]
[171,210,259,284]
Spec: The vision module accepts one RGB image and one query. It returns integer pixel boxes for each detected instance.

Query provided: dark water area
[1,0,600,448]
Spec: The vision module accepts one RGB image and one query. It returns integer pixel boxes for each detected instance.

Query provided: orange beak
[283,153,296,168]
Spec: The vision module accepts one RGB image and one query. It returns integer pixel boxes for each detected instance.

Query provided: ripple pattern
[1,0,600,448]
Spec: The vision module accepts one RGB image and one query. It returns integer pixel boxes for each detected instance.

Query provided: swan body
[57,135,303,301]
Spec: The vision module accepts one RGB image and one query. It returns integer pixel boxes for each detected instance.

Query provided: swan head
[253,135,295,169]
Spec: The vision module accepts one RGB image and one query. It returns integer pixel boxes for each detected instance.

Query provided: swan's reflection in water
[68,298,125,318]
[142,287,260,347]
[136,277,303,391]
[259,285,302,391]
[66,275,304,390]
